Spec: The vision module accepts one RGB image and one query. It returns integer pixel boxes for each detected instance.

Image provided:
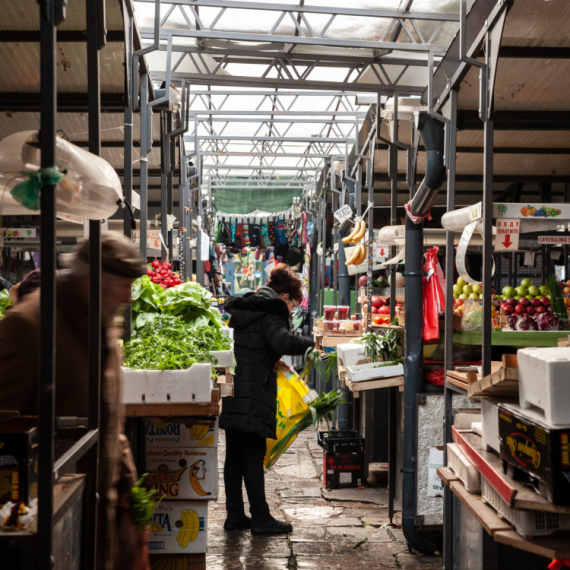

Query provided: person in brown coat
[0,232,145,570]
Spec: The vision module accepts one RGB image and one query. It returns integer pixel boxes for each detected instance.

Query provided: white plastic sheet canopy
[0,131,122,219]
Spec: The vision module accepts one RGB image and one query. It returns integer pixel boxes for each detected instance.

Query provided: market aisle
[206,428,442,569]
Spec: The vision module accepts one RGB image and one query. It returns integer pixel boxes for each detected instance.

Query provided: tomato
[373,316,384,325]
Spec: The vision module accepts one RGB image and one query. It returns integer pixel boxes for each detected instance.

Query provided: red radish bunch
[146,260,182,289]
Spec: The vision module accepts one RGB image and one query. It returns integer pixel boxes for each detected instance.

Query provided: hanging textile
[423,246,446,343]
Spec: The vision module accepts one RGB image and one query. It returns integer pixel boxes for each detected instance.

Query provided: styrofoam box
[146,421,218,448]
[146,447,218,500]
[481,399,502,454]
[346,361,404,383]
[209,348,234,368]
[221,327,233,340]
[336,342,367,368]
[481,476,570,538]
[447,443,481,493]
[122,364,212,404]
[518,347,570,425]
[149,501,208,554]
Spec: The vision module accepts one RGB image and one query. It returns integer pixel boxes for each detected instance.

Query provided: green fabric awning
[212,183,303,215]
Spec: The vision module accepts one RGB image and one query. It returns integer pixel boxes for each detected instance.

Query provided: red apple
[531,298,542,308]
[535,306,546,314]
[540,297,551,306]
[371,296,384,308]
[515,304,526,314]
[500,303,515,314]
[358,275,368,287]
[519,297,530,307]
[526,306,536,316]
[506,297,517,306]
[456,299,464,307]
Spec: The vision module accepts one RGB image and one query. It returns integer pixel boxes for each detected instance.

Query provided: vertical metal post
[332,186,338,306]
[321,198,327,313]
[196,179,204,286]
[160,111,168,259]
[443,88,458,570]
[140,73,149,260]
[179,146,188,281]
[481,115,494,377]
[84,1,103,568]
[38,1,58,566]
[168,113,175,261]
[389,100,398,322]
[565,183,570,280]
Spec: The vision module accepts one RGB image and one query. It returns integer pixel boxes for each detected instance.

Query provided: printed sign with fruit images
[493,203,568,219]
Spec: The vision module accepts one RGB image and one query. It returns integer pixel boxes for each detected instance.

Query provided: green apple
[469,293,480,300]
[453,293,458,299]
[459,294,469,300]
[453,284,463,296]
[539,285,550,296]
[457,277,467,287]
[514,295,522,300]
[526,295,534,301]
[463,285,473,296]
[547,295,552,299]
[503,286,516,298]
[515,286,528,297]
[473,283,483,294]
[528,285,539,296]
[521,278,533,289]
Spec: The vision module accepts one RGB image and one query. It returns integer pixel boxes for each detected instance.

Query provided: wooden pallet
[125,388,221,418]
[467,355,518,398]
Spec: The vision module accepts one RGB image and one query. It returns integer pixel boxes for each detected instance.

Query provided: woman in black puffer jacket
[220,264,314,535]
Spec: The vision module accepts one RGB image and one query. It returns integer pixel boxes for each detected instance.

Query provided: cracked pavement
[206,428,443,569]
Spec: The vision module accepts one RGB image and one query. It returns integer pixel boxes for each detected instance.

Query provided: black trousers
[224,429,270,520]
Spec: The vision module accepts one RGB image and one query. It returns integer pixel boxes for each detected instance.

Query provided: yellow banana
[176,508,200,547]
[353,219,367,242]
[341,220,360,244]
[190,424,209,440]
[189,460,211,496]
[344,245,361,266]
[355,245,367,266]
[201,433,215,446]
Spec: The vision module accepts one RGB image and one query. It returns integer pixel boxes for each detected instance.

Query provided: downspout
[402,112,445,554]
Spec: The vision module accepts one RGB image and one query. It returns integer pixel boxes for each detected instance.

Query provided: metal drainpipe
[402,216,436,554]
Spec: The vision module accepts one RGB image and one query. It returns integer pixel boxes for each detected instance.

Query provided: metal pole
[443,88,458,570]
[389,98,399,322]
[565,183,570,280]
[168,113,175,261]
[332,187,338,306]
[196,180,204,286]
[140,73,149,260]
[482,116,494,377]
[321,198,327,314]
[38,1,59,566]
[160,111,168,259]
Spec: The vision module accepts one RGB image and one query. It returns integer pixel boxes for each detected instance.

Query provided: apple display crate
[447,443,481,493]
[481,476,570,538]
[518,347,570,425]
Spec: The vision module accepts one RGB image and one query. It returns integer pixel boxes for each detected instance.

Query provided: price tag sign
[376,242,390,259]
[333,204,352,223]
[495,219,520,251]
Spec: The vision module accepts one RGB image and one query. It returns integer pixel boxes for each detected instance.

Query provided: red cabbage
[506,314,520,330]
[535,312,561,331]
[515,315,539,331]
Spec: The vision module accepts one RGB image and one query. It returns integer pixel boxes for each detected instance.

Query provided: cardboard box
[122,364,212,404]
[150,554,206,570]
[0,418,38,506]
[146,447,218,500]
[146,421,218,449]
[149,501,208,554]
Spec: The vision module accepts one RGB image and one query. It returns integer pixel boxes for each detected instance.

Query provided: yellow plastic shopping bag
[264,363,312,470]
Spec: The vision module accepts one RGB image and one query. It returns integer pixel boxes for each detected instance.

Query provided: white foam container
[518,347,570,425]
[481,399,502,454]
[209,348,234,368]
[336,342,367,367]
[447,443,481,493]
[346,361,404,382]
[481,476,570,538]
[122,364,212,404]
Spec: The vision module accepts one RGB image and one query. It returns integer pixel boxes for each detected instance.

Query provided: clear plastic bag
[460,300,483,331]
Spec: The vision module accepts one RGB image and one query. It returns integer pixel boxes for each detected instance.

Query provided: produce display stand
[452,330,569,347]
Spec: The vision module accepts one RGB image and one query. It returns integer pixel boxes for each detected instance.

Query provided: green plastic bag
[11,167,64,211]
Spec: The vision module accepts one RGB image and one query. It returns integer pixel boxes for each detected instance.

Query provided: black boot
[224,514,252,531]
[251,515,293,535]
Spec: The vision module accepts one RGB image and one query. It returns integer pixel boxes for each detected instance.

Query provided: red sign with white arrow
[495,219,520,251]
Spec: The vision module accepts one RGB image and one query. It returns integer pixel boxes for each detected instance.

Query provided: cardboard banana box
[146,447,219,500]
[149,501,208,554]
[145,421,218,449]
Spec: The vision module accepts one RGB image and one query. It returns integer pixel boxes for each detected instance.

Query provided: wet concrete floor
[207,428,442,569]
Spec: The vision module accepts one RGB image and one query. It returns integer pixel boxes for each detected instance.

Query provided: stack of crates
[318,430,365,489]
[145,419,219,568]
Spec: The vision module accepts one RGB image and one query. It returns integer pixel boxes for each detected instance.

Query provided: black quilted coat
[220,287,314,439]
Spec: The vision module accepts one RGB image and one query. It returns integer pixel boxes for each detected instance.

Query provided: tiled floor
[207,428,443,569]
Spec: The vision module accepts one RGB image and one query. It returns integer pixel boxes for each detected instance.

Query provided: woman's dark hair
[267,263,303,303]
[18,269,41,301]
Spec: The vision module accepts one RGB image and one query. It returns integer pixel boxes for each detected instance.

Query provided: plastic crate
[447,443,480,493]
[317,430,364,454]
[481,476,570,538]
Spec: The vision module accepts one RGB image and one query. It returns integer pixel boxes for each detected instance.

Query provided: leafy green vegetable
[0,289,11,319]
[356,329,401,362]
[129,475,162,531]
[131,276,166,314]
[301,348,337,387]
[124,314,231,371]
[302,388,346,432]
[548,275,568,329]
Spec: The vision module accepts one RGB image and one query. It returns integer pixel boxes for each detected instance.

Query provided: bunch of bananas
[342,218,367,266]
[176,508,201,547]
[189,424,209,440]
